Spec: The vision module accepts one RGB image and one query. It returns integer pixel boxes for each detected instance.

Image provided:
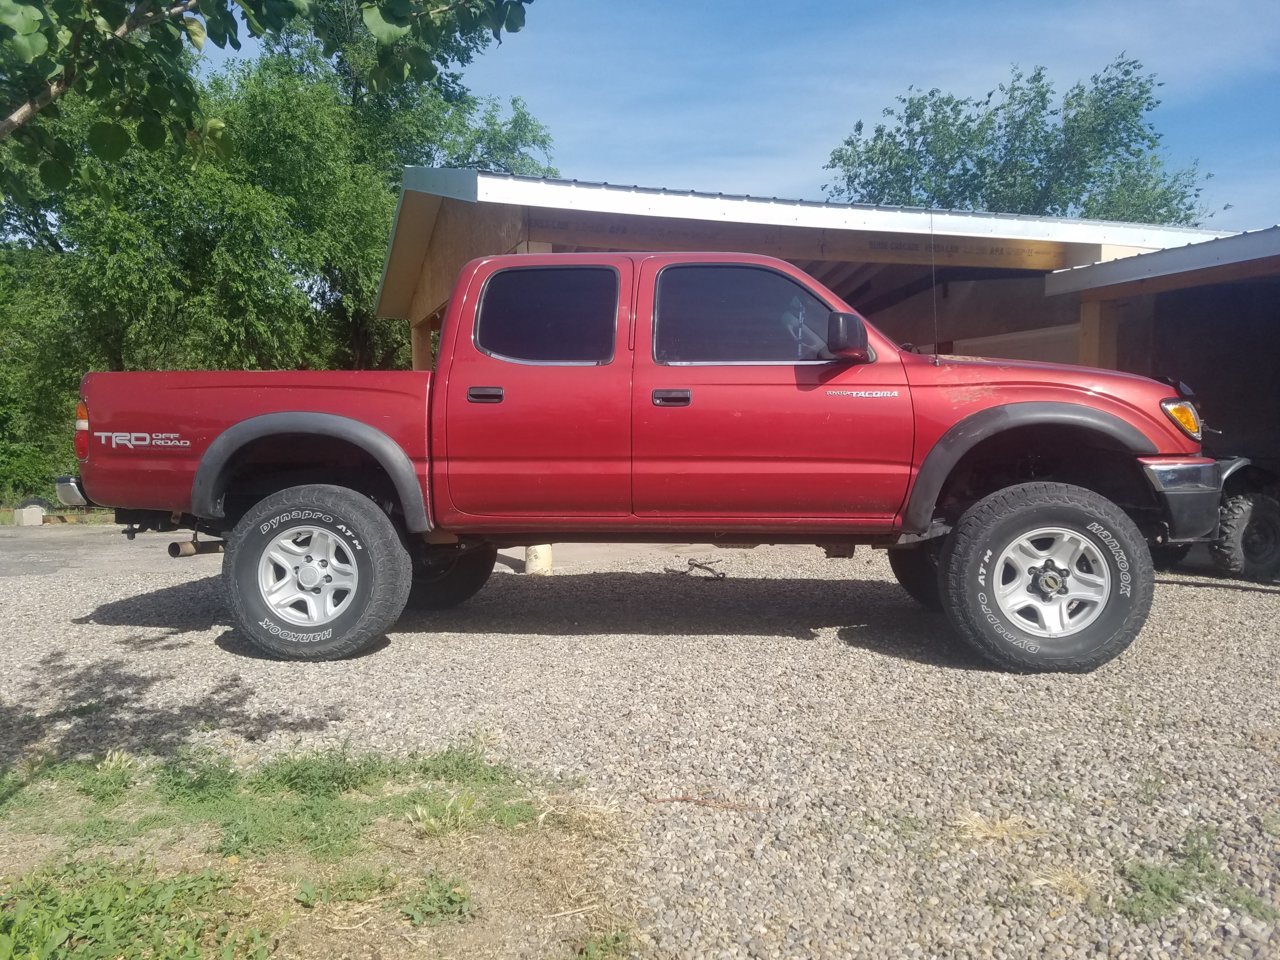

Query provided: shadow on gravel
[0,651,329,767]
[74,568,987,670]
[398,571,989,669]
[212,629,391,661]
[73,575,226,634]
[1156,576,1280,595]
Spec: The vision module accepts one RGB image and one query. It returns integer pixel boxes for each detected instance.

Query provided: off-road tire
[407,544,499,610]
[1149,542,1192,571]
[1211,493,1280,581]
[887,545,943,611]
[939,482,1153,673]
[224,484,412,660]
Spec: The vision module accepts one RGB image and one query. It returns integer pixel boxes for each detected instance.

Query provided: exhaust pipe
[168,540,225,558]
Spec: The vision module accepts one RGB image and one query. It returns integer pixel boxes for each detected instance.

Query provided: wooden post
[1078,300,1119,369]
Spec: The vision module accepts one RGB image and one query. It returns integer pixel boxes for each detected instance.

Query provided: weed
[406,790,481,836]
[155,748,242,804]
[329,866,398,902]
[295,867,398,907]
[252,748,393,799]
[1117,826,1279,923]
[0,859,261,958]
[577,931,629,958]
[1261,812,1280,838]
[399,875,472,926]
[409,745,519,787]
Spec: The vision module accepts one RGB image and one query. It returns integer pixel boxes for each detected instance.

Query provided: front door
[443,260,633,518]
[631,260,914,521]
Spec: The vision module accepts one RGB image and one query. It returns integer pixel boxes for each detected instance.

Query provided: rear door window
[476,267,618,364]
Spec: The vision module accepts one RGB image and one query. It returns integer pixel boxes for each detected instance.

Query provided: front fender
[901,402,1158,533]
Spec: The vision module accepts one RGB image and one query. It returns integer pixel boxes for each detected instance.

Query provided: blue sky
[449,0,1280,231]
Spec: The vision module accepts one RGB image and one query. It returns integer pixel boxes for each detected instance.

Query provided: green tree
[0,0,530,200]
[0,44,556,496]
[824,56,1209,225]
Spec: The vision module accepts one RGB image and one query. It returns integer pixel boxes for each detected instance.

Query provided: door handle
[467,386,504,404]
[652,389,691,407]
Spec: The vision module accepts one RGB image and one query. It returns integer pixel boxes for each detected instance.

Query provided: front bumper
[1140,458,1222,542]
[55,475,89,508]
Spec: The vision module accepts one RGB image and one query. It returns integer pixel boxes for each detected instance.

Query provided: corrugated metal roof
[1045,225,1280,297]
[403,167,1232,249]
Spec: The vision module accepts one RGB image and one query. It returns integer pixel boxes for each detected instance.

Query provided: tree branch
[0,0,199,143]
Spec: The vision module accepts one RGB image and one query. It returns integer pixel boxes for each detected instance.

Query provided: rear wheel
[939,482,1152,673]
[407,543,499,610]
[887,545,942,611]
[224,484,412,660]
[1211,493,1280,581]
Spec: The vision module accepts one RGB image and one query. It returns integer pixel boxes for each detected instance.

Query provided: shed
[374,167,1229,370]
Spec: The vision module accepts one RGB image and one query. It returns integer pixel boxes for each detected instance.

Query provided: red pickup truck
[57,252,1221,672]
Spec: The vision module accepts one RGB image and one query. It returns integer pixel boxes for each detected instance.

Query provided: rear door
[631,258,914,521]
[442,259,633,518]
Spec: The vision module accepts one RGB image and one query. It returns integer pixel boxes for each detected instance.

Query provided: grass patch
[1117,827,1279,923]
[0,743,629,958]
[0,859,268,959]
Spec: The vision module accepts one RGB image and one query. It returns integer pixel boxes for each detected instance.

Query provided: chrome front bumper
[55,475,88,507]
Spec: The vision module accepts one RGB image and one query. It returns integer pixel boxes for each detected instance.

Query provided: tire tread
[939,482,1152,673]
[224,484,411,661]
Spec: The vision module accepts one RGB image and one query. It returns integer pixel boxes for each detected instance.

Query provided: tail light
[74,400,89,460]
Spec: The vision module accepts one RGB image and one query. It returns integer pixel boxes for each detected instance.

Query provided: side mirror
[827,312,871,363]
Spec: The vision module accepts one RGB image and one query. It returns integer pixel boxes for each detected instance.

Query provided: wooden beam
[525,207,1071,271]
[1078,301,1119,368]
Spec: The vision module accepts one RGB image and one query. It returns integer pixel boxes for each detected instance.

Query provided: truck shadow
[397,571,987,670]
[76,571,989,671]
[0,650,329,768]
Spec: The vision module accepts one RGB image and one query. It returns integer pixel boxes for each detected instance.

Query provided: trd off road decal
[94,431,191,449]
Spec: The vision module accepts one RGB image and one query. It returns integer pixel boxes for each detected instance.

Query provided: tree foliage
[0,32,556,497]
[824,56,1209,225]
[0,0,531,201]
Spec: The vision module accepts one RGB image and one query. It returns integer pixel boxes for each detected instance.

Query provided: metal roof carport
[375,167,1229,369]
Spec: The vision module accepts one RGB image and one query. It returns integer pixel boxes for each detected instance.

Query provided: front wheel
[223,484,412,660]
[938,482,1153,673]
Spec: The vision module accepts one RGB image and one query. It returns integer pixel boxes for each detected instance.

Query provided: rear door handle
[652,389,691,407]
[467,386,504,404]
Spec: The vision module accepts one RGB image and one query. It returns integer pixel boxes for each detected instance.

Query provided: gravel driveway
[2,526,1278,959]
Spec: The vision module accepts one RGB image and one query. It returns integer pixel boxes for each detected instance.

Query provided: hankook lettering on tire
[1086,522,1132,597]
